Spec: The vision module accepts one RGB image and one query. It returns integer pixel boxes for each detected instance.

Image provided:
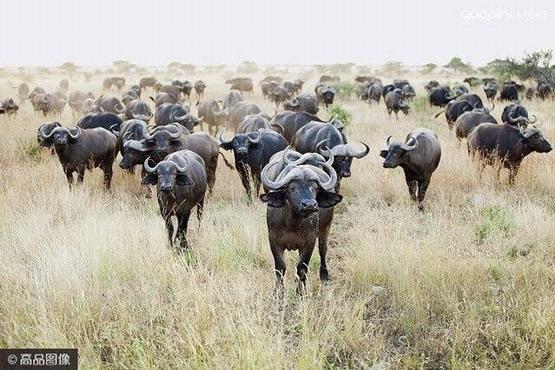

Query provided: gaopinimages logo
[461,8,548,22]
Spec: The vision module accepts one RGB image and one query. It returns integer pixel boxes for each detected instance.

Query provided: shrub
[335,82,357,100]
[475,206,513,244]
[328,104,352,126]
[16,139,43,164]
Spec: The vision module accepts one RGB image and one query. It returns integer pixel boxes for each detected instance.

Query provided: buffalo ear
[38,139,52,147]
[220,141,234,151]
[317,191,342,208]
[379,150,388,158]
[259,191,286,208]
[141,174,158,185]
[176,174,193,186]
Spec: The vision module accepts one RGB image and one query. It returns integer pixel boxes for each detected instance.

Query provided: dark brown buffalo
[142,150,207,250]
[260,157,342,293]
[501,103,535,127]
[283,94,319,114]
[123,124,221,193]
[225,77,253,93]
[228,102,262,132]
[222,90,244,109]
[467,123,552,184]
[151,92,179,108]
[380,128,441,208]
[140,77,158,89]
[197,100,229,135]
[95,96,126,114]
[219,129,287,200]
[194,80,206,101]
[293,121,368,187]
[37,126,117,189]
[455,111,497,141]
[385,90,410,118]
[124,99,153,122]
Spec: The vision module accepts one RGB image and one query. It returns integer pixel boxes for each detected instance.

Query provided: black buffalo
[467,123,552,184]
[380,128,441,208]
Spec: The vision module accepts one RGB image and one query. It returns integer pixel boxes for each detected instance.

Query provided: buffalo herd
[1,71,552,294]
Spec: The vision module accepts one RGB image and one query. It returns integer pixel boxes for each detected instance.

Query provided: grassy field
[0,69,554,369]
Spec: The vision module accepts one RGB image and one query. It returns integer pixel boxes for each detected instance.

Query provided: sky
[1,0,553,67]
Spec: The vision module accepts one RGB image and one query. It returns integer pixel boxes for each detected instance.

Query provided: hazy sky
[2,0,553,67]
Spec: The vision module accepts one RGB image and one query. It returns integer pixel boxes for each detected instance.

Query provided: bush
[328,105,352,126]
[16,139,43,164]
[335,82,357,100]
[475,206,513,244]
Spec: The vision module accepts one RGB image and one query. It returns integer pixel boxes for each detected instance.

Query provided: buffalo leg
[237,165,252,201]
[77,167,85,184]
[417,179,430,210]
[206,159,217,195]
[270,243,286,292]
[164,216,174,246]
[404,171,417,202]
[318,225,331,281]
[65,168,74,187]
[509,166,520,185]
[102,165,113,190]
[176,211,191,251]
[296,245,315,295]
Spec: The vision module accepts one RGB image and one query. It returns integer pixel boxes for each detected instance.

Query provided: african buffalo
[380,128,441,208]
[467,123,552,184]
[260,155,342,293]
[142,150,207,250]
[219,129,288,200]
[385,90,410,118]
[38,126,117,189]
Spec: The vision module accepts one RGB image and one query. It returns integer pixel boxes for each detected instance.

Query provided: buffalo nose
[160,185,173,191]
[341,171,351,178]
[237,148,248,155]
[301,199,318,211]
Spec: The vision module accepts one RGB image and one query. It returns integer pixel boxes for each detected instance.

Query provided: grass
[0,70,554,368]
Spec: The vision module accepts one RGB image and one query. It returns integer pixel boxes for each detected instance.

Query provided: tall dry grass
[0,70,554,368]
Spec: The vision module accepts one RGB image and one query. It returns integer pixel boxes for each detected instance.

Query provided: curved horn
[133,113,152,121]
[218,130,233,145]
[316,139,331,155]
[312,164,338,191]
[247,130,262,143]
[520,127,537,139]
[489,102,495,112]
[143,157,160,173]
[401,136,417,151]
[351,142,370,158]
[173,113,188,122]
[115,102,126,114]
[68,127,82,139]
[386,135,392,145]
[174,156,189,173]
[270,123,284,135]
[110,124,120,135]
[167,123,183,138]
[261,164,297,191]
[38,125,59,140]
[124,140,150,152]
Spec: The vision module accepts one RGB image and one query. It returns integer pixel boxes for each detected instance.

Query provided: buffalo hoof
[319,268,330,281]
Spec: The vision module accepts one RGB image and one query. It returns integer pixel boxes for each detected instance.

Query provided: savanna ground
[0,68,554,369]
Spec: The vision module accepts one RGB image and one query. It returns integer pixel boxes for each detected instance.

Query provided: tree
[444,57,474,74]
[480,50,554,85]
[380,61,407,76]
[420,63,437,75]
[60,62,79,77]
